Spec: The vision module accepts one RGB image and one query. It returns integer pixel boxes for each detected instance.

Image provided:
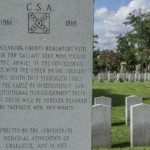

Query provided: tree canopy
[93,9,150,73]
[117,9,150,51]
[116,9,150,71]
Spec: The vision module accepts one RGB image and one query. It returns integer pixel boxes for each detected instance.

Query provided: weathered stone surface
[130,104,150,147]
[138,74,144,82]
[135,73,139,81]
[98,74,104,83]
[108,74,114,82]
[125,96,142,125]
[94,96,111,107]
[92,104,111,148]
[118,74,125,82]
[144,73,148,81]
[117,73,120,80]
[0,0,93,149]
[128,74,135,82]
[148,73,150,82]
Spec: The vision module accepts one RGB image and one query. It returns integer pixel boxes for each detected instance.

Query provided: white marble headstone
[125,95,142,125]
[129,74,135,82]
[94,96,111,107]
[92,104,111,148]
[138,74,144,82]
[131,104,150,147]
[144,73,148,81]
[98,74,104,83]
[108,74,114,82]
[148,73,150,82]
[135,73,139,81]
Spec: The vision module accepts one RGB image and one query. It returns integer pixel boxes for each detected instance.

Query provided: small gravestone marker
[94,96,111,107]
[144,73,148,81]
[117,73,120,80]
[98,74,104,83]
[135,73,139,81]
[0,0,93,149]
[108,74,114,82]
[92,104,111,148]
[130,104,150,147]
[118,74,125,82]
[138,74,144,82]
[128,74,135,82]
[125,96,142,125]
[148,73,150,82]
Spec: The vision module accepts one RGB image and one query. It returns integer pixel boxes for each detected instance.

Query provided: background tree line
[93,9,150,74]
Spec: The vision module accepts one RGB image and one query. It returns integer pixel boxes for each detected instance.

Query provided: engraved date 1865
[66,20,77,27]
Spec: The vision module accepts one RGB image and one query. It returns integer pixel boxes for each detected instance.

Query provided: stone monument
[94,96,111,107]
[125,95,142,125]
[136,64,142,73]
[98,74,104,83]
[131,104,150,147]
[120,62,127,73]
[92,104,111,148]
[0,0,93,149]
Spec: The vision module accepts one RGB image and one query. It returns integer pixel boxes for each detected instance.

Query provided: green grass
[92,77,150,150]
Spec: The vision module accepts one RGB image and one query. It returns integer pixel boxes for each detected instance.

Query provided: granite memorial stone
[117,73,120,80]
[128,74,135,82]
[118,74,125,82]
[92,104,111,148]
[130,104,150,147]
[148,73,150,82]
[135,73,139,81]
[98,74,104,83]
[108,74,114,83]
[94,96,111,107]
[138,74,144,82]
[0,0,93,149]
[125,96,142,125]
[144,73,148,81]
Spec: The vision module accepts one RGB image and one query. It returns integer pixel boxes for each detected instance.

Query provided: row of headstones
[97,73,150,83]
[92,96,150,148]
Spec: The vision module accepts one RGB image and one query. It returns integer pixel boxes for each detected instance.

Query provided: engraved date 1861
[0,19,12,26]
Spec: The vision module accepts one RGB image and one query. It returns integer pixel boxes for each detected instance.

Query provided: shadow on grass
[143,97,150,101]
[112,142,130,148]
[92,89,127,107]
[112,122,125,126]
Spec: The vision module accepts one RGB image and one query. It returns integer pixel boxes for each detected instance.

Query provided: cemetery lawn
[92,77,150,150]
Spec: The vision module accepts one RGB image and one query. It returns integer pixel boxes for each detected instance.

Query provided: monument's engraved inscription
[0,127,72,149]
[26,3,53,12]
[0,19,12,26]
[0,0,93,149]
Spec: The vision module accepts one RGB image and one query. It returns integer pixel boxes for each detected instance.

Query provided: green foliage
[138,49,150,71]
[116,34,131,53]
[117,9,150,52]
[123,9,150,49]
[123,49,138,71]
[92,77,150,149]
[93,49,101,74]
[93,34,99,49]
[99,50,123,71]
[116,9,150,71]
[93,35,101,74]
